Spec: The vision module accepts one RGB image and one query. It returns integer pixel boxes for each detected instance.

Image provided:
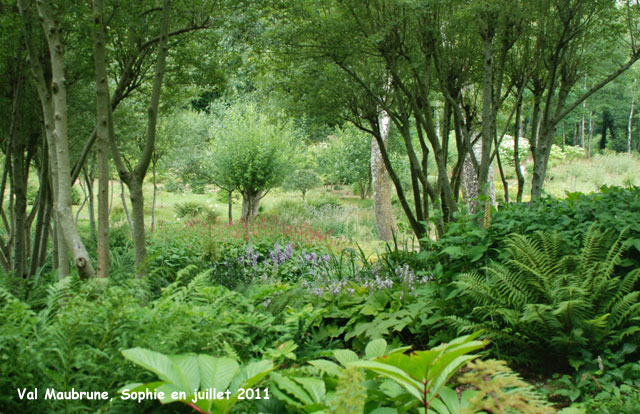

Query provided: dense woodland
[1,0,640,413]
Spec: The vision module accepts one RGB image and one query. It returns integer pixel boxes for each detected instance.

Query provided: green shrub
[452,226,640,370]
[173,201,218,223]
[163,178,184,193]
[423,186,640,282]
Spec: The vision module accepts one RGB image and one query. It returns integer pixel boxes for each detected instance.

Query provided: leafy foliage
[121,347,273,414]
[452,226,640,368]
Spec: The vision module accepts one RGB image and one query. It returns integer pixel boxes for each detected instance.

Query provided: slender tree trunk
[371,104,397,241]
[37,0,94,278]
[84,169,97,241]
[588,111,594,159]
[92,0,111,277]
[110,0,171,277]
[37,190,52,269]
[151,157,157,233]
[129,180,147,275]
[10,70,27,278]
[29,157,48,277]
[75,177,88,224]
[120,180,133,230]
[580,76,587,148]
[629,80,635,154]
[478,34,494,199]
[514,96,525,203]
[228,190,233,225]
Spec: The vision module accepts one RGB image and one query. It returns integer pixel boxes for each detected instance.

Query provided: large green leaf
[365,338,388,359]
[198,355,239,390]
[122,348,185,386]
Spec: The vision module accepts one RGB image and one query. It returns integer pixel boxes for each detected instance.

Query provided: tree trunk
[129,180,147,276]
[228,190,233,224]
[10,70,27,278]
[629,80,635,154]
[151,157,157,232]
[120,180,133,230]
[514,96,525,203]
[371,105,397,241]
[531,126,555,199]
[462,139,496,214]
[588,111,593,159]
[92,0,111,277]
[37,0,94,279]
[37,189,52,269]
[241,190,262,222]
[29,159,48,277]
[109,0,171,277]
[84,169,97,241]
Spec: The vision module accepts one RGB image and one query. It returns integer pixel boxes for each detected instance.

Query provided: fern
[454,225,640,368]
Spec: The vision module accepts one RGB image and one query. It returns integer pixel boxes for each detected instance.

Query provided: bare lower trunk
[241,190,262,221]
[37,191,52,269]
[120,180,133,229]
[85,170,97,241]
[92,0,111,277]
[629,93,635,154]
[588,112,593,159]
[371,106,397,241]
[130,180,147,277]
[29,167,48,277]
[514,98,525,203]
[228,190,233,224]
[462,139,496,214]
[151,159,157,232]
[531,127,555,200]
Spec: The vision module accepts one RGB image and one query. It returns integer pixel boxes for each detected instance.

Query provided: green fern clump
[453,226,640,368]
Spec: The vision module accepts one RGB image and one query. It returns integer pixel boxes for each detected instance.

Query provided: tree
[19,0,95,279]
[283,168,321,200]
[91,0,111,278]
[317,125,371,199]
[110,0,171,277]
[209,103,296,221]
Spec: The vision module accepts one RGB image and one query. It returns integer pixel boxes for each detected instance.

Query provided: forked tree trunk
[35,0,94,278]
[110,0,171,277]
[371,105,397,241]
